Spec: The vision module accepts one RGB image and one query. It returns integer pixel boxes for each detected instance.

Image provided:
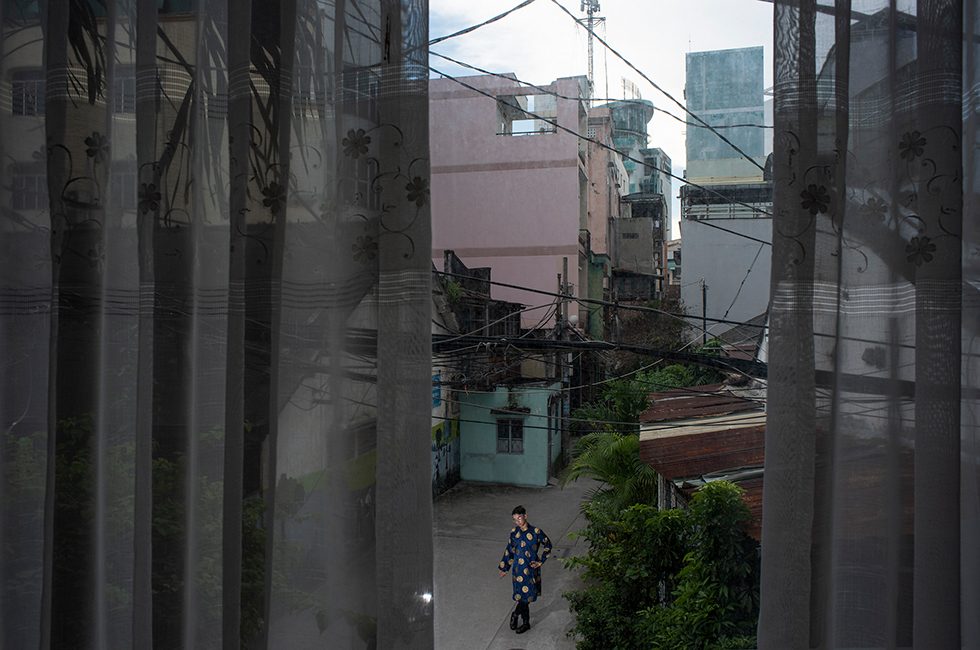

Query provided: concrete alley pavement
[433,478,597,650]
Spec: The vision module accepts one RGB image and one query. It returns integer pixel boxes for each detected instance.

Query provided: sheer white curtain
[0,0,432,648]
[761,1,979,647]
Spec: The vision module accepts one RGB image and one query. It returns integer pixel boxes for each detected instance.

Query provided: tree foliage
[572,340,726,436]
[564,482,760,650]
[572,378,650,434]
[610,296,688,373]
[562,432,660,512]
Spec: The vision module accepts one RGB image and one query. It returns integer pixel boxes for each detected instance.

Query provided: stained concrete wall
[679,216,772,340]
[430,75,589,328]
[458,385,560,487]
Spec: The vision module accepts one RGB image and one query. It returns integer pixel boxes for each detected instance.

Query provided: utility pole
[560,257,571,469]
[552,271,563,477]
[701,278,708,346]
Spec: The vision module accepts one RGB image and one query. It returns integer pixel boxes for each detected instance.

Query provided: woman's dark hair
[512,505,526,515]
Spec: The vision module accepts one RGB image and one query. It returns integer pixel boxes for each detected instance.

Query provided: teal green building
[458,384,562,487]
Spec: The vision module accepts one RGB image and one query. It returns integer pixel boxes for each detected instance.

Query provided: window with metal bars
[12,69,45,116]
[496,418,524,454]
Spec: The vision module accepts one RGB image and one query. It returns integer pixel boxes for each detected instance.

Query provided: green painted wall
[459,384,560,487]
[587,255,608,338]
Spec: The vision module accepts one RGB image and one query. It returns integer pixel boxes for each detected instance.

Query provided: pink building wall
[585,107,626,259]
[429,74,589,328]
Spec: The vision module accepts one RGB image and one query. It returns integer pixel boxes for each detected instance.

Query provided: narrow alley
[433,478,598,649]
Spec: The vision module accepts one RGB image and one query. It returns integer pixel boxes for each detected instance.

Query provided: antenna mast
[579,0,602,101]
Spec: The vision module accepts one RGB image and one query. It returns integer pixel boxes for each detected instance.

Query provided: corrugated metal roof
[640,410,766,440]
[638,383,767,541]
[639,384,762,423]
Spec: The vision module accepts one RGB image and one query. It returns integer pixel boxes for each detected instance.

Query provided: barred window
[112,69,136,113]
[11,168,48,211]
[12,69,45,116]
[496,419,524,454]
[111,167,138,211]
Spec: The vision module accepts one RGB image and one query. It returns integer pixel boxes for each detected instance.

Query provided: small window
[496,419,524,454]
[497,94,557,136]
[112,69,136,114]
[110,167,138,211]
[12,69,45,116]
[11,168,48,211]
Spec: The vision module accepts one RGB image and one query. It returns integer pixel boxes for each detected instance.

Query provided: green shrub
[564,482,759,650]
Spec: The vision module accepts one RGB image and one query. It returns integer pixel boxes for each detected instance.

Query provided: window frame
[11,68,45,116]
[496,418,524,455]
[10,164,48,211]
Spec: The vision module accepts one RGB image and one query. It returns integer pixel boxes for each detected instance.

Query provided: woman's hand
[529,561,542,569]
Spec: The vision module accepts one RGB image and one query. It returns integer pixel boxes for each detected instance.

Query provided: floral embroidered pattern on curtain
[0,0,432,647]
[761,1,979,647]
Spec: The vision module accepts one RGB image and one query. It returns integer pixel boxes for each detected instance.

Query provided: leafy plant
[643,482,759,649]
[443,279,462,304]
[562,432,659,513]
[571,377,649,434]
[563,482,760,650]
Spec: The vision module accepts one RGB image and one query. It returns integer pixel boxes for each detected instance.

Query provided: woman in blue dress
[497,505,552,634]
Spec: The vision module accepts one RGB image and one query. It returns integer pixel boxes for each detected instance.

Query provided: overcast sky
[428,0,774,235]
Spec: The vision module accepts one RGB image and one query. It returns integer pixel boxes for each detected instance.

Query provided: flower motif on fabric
[342,128,371,159]
[860,196,888,221]
[86,244,104,269]
[84,131,110,163]
[905,235,936,266]
[138,182,162,214]
[898,131,926,162]
[405,176,430,207]
[262,182,286,215]
[800,184,830,215]
[351,235,378,262]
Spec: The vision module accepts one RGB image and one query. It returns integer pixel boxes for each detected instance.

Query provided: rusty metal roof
[639,384,763,423]
[638,384,767,540]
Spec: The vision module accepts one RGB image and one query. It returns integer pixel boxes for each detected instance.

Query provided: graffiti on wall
[431,419,460,496]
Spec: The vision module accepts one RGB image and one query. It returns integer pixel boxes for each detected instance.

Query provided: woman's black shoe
[509,610,519,630]
[516,622,531,634]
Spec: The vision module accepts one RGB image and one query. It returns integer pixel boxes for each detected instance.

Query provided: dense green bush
[572,378,651,434]
[564,482,760,650]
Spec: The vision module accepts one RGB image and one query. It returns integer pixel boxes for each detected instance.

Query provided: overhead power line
[428,0,541,46]
[547,0,766,173]
[434,269,768,331]
[429,410,764,436]
[721,243,767,322]
[694,219,772,246]
[440,394,764,431]
[429,50,773,130]
[429,66,774,220]
[432,333,768,378]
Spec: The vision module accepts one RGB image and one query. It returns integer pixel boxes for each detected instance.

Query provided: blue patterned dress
[498,524,552,602]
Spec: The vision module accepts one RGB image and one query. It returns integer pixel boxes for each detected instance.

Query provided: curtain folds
[0,0,432,648]
[761,1,979,647]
